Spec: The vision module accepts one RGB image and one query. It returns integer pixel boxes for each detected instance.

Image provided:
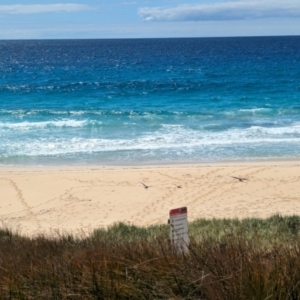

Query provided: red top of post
[169,207,187,216]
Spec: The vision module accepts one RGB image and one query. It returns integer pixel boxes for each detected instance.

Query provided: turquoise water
[1,37,300,165]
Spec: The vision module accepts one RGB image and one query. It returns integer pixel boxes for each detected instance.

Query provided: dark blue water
[1,37,300,165]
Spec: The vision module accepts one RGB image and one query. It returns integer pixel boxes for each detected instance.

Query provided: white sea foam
[248,124,300,136]
[239,108,272,113]
[0,119,90,130]
[2,122,300,159]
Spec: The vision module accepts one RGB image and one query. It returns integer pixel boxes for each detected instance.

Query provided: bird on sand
[231,176,248,182]
[141,182,151,189]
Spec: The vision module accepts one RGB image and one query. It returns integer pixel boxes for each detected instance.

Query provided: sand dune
[1,161,300,236]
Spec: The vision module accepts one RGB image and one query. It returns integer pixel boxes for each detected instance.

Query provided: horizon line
[0,34,299,41]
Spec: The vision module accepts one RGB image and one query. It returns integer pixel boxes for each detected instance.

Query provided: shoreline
[1,156,300,169]
[1,160,300,236]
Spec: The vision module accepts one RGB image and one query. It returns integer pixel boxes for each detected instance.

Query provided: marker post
[168,207,189,253]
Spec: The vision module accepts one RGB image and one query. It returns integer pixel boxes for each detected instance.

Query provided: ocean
[1,36,300,166]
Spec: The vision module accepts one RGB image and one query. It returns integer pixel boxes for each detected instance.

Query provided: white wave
[2,134,300,158]
[161,124,184,128]
[2,122,300,157]
[239,108,272,113]
[224,108,274,118]
[0,109,110,116]
[0,119,90,130]
[1,120,300,159]
[248,124,300,136]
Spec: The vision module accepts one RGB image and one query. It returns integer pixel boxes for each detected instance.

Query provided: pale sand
[1,161,300,236]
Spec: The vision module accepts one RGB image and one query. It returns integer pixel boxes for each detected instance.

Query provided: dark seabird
[231,176,248,182]
[141,182,151,189]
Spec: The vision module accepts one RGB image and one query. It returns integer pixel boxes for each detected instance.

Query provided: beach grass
[1,215,300,299]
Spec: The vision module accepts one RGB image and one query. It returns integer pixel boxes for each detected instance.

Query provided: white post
[169,207,189,253]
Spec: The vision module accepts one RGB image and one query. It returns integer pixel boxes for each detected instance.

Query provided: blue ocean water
[0,37,300,165]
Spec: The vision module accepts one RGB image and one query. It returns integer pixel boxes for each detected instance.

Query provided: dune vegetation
[1,214,300,299]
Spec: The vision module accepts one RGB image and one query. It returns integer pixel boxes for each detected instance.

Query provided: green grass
[1,215,300,299]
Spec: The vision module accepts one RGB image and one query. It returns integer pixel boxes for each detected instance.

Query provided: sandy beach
[1,161,300,236]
